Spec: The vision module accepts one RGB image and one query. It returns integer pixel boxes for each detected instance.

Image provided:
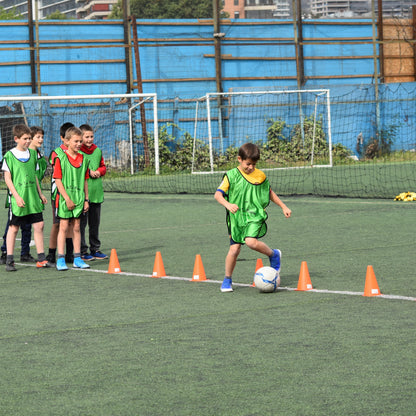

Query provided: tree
[46,11,69,19]
[110,0,214,19]
[0,6,23,20]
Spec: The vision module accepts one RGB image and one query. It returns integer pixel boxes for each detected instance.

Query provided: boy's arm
[214,190,239,214]
[55,178,75,211]
[35,176,47,205]
[83,179,89,213]
[4,171,25,208]
[270,189,291,218]
[90,156,106,179]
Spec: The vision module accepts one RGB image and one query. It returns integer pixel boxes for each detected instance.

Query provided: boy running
[215,142,291,292]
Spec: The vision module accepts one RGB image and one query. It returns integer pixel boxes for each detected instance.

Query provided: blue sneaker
[82,254,95,261]
[56,258,68,271]
[270,249,281,273]
[92,251,108,260]
[73,257,90,269]
[220,277,233,292]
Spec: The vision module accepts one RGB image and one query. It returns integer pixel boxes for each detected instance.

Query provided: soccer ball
[254,266,280,293]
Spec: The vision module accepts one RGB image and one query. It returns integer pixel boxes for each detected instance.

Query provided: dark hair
[12,124,31,138]
[30,126,44,137]
[64,126,83,141]
[60,122,75,138]
[238,143,260,162]
[79,124,93,132]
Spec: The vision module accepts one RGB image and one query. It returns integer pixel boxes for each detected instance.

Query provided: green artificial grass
[0,194,414,415]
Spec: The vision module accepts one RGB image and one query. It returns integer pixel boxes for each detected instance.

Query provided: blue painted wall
[0,18,414,159]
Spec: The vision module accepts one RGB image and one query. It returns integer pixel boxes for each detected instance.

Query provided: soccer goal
[0,93,159,175]
[192,89,332,174]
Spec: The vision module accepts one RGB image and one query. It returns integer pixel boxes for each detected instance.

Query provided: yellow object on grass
[394,192,416,201]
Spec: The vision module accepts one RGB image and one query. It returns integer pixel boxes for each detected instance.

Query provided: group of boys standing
[1,122,107,272]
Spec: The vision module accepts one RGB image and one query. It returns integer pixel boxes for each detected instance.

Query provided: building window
[234,11,239,19]
[234,0,239,5]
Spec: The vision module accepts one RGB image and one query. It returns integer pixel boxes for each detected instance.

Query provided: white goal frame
[192,89,332,174]
[0,93,159,175]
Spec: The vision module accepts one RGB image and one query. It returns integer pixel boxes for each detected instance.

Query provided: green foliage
[110,0,216,19]
[0,6,23,20]
[135,123,212,173]
[46,11,69,19]
[359,125,398,160]
[134,116,352,174]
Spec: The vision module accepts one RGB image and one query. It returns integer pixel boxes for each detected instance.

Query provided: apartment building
[223,0,292,19]
[0,0,115,19]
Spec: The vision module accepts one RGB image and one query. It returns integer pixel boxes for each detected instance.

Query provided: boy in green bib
[1,124,49,271]
[79,124,107,260]
[215,143,291,292]
[53,127,90,271]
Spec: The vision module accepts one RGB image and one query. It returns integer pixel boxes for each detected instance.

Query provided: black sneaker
[6,261,16,272]
[20,253,36,262]
[46,253,56,265]
[0,252,6,265]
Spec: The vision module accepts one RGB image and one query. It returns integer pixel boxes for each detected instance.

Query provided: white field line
[26,264,414,302]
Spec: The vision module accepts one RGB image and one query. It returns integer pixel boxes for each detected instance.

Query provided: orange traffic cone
[191,254,207,281]
[251,258,264,287]
[296,261,313,291]
[107,249,121,274]
[363,265,381,296]
[152,251,166,278]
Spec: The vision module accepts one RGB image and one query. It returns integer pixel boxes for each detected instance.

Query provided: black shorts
[9,212,43,227]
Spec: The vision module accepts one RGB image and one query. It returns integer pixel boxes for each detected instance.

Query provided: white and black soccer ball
[254,266,280,293]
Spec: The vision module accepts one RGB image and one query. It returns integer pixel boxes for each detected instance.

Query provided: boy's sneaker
[56,258,68,271]
[269,249,281,274]
[46,253,56,265]
[92,251,108,260]
[73,257,90,269]
[0,252,6,265]
[82,253,95,261]
[220,277,233,292]
[20,253,36,262]
[36,260,53,268]
[6,261,16,272]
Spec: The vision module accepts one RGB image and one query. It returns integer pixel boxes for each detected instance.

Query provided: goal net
[192,89,332,174]
[0,93,159,177]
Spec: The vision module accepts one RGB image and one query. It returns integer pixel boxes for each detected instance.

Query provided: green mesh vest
[4,148,43,216]
[56,153,89,218]
[80,147,104,204]
[225,167,270,244]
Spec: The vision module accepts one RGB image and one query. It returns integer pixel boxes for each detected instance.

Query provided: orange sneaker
[36,260,52,268]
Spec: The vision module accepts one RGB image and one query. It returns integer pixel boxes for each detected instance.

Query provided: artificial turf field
[0,193,415,415]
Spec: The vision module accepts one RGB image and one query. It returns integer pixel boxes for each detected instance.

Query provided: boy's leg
[65,222,74,263]
[89,203,107,259]
[221,242,241,293]
[56,219,69,271]
[20,222,35,262]
[80,211,89,256]
[1,217,9,264]
[72,218,90,269]
[32,219,50,268]
[47,204,59,264]
[5,224,19,271]
[245,237,281,273]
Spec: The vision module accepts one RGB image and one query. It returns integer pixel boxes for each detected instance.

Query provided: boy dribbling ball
[214,142,291,292]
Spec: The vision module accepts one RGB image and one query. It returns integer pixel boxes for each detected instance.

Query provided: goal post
[0,93,159,175]
[192,89,332,174]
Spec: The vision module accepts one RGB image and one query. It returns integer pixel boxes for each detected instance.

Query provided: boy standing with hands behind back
[79,124,107,261]
[215,142,291,292]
